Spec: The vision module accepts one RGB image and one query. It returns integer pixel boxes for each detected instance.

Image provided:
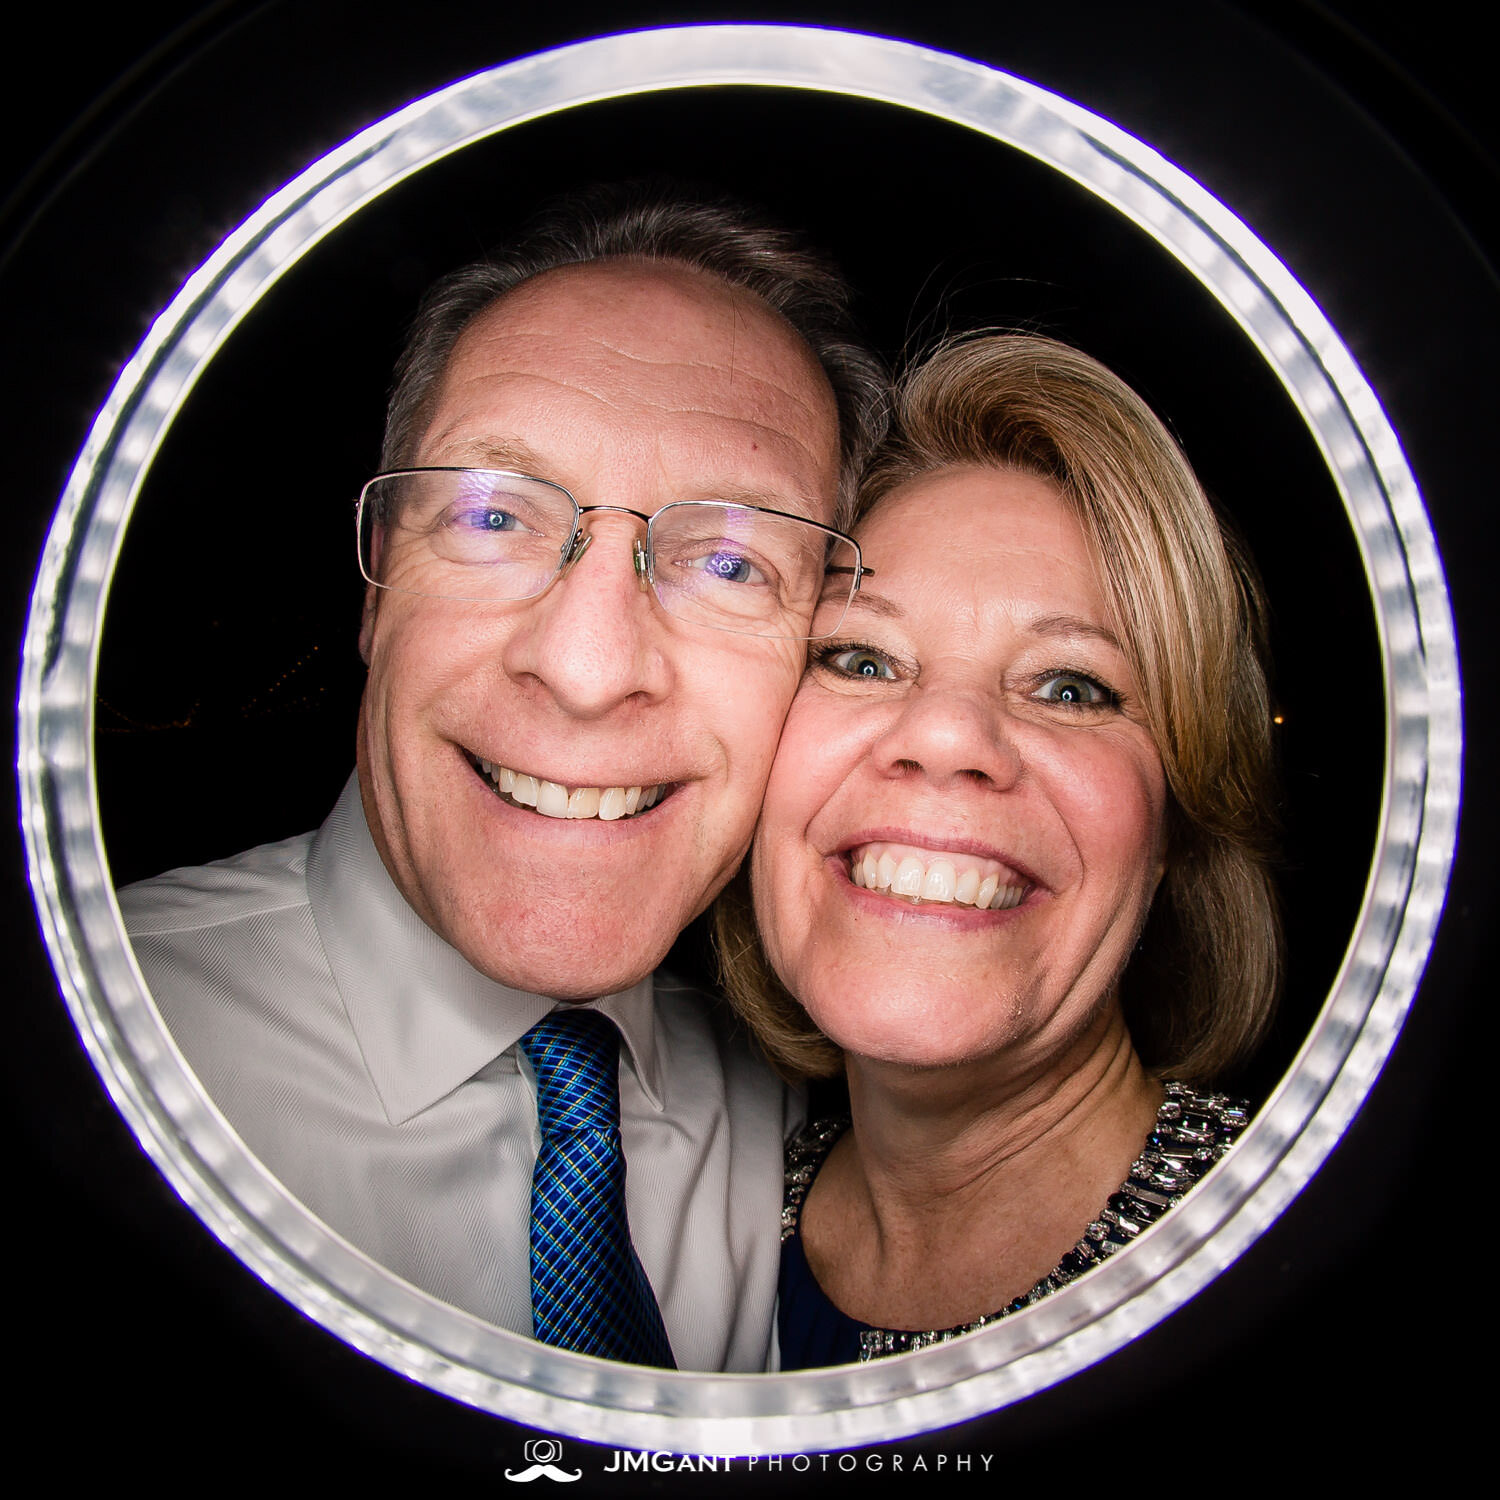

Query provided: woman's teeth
[848,842,1028,911]
[476,758,667,820]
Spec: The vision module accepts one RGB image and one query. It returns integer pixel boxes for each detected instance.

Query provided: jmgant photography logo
[505,1439,583,1483]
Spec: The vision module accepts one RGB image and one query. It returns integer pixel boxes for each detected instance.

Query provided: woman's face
[751,467,1169,1072]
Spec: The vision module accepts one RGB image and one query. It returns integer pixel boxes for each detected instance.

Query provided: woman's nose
[869,683,1023,790]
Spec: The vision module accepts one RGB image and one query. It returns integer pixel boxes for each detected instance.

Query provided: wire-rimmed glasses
[356,467,869,640]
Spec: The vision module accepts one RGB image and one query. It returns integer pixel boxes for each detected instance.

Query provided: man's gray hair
[380,183,888,525]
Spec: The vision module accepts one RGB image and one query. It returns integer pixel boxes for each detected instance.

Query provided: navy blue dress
[778,1202,867,1368]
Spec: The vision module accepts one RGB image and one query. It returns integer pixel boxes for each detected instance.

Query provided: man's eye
[1033,671,1118,707]
[816,645,897,680]
[682,549,767,586]
[451,505,523,533]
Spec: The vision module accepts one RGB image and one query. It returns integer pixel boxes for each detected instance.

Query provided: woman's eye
[819,645,898,680]
[1033,671,1118,707]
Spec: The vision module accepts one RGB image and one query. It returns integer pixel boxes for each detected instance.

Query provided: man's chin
[452,919,678,1001]
[476,954,666,1001]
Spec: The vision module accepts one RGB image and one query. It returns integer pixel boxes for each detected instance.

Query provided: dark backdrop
[3,1,1490,1483]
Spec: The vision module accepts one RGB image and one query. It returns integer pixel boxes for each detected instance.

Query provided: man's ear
[358,583,380,665]
[358,526,384,664]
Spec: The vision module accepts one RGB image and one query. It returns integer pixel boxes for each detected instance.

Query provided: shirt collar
[307,775,665,1124]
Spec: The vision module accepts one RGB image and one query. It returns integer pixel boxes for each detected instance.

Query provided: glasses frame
[356,466,870,640]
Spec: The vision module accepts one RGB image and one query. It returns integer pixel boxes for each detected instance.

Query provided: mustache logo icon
[505,1439,582,1483]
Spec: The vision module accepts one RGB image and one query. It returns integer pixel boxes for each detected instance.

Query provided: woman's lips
[844,839,1034,911]
[467,753,670,821]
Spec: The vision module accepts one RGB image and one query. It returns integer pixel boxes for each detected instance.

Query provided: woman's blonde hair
[715,333,1281,1086]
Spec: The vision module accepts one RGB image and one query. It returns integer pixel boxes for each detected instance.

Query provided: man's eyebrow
[415,447,826,519]
[717,487,827,521]
[430,437,553,474]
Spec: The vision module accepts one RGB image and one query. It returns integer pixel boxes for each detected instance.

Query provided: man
[120,186,885,1373]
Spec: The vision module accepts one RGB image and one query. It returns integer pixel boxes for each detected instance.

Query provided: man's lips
[843,839,1037,911]
[467,753,672,821]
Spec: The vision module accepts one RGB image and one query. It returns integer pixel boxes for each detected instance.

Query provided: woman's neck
[802,1005,1162,1331]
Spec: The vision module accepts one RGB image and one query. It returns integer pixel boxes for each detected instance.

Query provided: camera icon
[505,1434,580,1482]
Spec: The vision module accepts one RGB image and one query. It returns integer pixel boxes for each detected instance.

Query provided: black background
[3,1,1490,1484]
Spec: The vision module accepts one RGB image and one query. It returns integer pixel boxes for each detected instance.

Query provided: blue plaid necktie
[519,1009,675,1367]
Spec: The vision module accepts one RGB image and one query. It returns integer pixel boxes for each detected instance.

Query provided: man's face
[357,260,841,997]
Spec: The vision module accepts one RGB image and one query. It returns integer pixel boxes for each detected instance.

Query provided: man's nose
[501,516,673,718]
[869,681,1024,791]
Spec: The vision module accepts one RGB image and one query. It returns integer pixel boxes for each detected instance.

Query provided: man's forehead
[449,260,819,385]
[418,260,842,517]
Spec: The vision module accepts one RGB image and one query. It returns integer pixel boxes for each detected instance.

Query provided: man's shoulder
[117,828,317,936]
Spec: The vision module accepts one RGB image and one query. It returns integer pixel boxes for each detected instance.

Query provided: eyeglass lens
[359,470,859,639]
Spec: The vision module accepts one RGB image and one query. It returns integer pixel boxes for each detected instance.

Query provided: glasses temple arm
[824,564,873,590]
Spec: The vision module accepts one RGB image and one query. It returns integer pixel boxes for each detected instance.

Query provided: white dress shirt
[119,774,796,1373]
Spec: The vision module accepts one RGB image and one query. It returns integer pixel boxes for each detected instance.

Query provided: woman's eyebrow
[1028,612,1123,650]
[834,588,905,620]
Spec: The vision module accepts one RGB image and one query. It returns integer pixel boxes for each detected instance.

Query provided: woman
[715,333,1279,1367]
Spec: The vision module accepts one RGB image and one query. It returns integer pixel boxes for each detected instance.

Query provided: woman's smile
[844,839,1033,911]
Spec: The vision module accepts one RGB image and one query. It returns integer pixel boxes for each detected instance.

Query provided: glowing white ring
[17,24,1461,1451]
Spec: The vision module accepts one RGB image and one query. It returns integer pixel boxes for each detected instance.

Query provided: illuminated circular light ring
[17,24,1460,1451]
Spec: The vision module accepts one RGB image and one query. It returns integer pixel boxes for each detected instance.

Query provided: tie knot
[520,1009,621,1136]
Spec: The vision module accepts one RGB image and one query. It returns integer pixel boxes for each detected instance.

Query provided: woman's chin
[850,1041,991,1073]
[805,990,1024,1074]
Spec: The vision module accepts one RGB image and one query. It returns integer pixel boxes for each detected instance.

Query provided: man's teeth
[477,759,666,821]
[848,842,1028,911]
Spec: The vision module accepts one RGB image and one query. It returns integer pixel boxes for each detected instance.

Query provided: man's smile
[468,752,673,821]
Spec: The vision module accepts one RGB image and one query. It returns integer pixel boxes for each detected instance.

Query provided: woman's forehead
[855,470,1100,597]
